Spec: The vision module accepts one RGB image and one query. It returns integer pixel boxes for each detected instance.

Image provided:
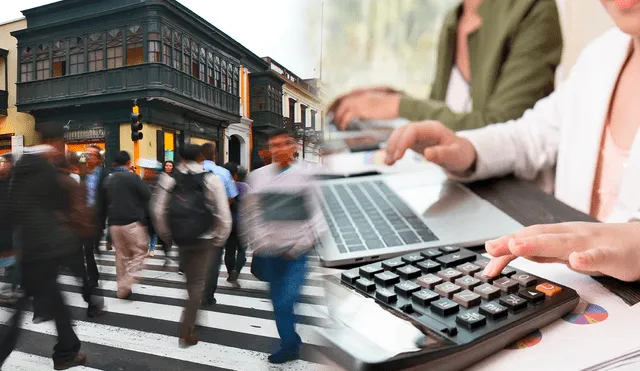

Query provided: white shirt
[445,66,473,114]
[452,28,640,222]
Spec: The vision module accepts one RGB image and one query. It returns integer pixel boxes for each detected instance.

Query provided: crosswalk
[0,245,344,371]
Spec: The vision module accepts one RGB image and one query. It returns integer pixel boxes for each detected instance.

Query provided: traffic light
[131,105,143,141]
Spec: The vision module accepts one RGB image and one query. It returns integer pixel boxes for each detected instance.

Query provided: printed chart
[562,302,609,325]
[505,330,543,350]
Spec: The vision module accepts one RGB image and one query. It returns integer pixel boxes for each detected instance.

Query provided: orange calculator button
[535,282,562,297]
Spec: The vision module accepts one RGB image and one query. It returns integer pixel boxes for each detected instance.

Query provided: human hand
[384,121,477,173]
[328,87,401,130]
[483,222,640,282]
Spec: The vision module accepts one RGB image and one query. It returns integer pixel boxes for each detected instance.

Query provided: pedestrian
[240,128,326,364]
[222,162,250,285]
[82,144,109,288]
[102,151,150,299]
[201,142,238,306]
[0,154,19,303]
[0,129,95,369]
[151,144,232,346]
[140,160,162,257]
[161,160,175,266]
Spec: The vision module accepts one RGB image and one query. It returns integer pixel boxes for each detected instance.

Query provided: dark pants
[203,246,224,300]
[0,255,81,367]
[224,225,246,274]
[263,254,307,352]
[179,241,214,335]
[82,237,100,285]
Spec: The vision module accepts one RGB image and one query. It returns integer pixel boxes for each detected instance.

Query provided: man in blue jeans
[241,129,326,364]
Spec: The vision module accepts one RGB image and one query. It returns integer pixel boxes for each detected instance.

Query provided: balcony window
[182,36,191,74]
[173,31,181,70]
[190,41,199,79]
[36,44,50,80]
[52,40,67,77]
[233,66,239,96]
[221,60,227,92]
[162,26,172,66]
[88,32,104,72]
[126,25,143,66]
[69,37,85,75]
[214,55,221,88]
[106,28,124,69]
[199,47,206,81]
[251,85,266,111]
[207,51,214,85]
[20,47,34,82]
[147,23,161,63]
[226,63,233,94]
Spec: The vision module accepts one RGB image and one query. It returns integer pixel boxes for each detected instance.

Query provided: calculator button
[417,274,443,289]
[396,265,422,280]
[479,302,508,320]
[417,260,441,273]
[412,289,439,306]
[436,250,476,268]
[453,290,482,308]
[421,249,443,259]
[359,265,383,279]
[438,268,463,282]
[500,266,517,277]
[401,253,425,265]
[455,275,482,290]
[376,288,398,304]
[512,272,538,287]
[536,282,562,297]
[374,271,400,286]
[341,270,359,284]
[457,262,481,275]
[395,280,422,296]
[499,294,528,312]
[473,272,496,283]
[355,278,376,292]
[439,246,460,254]
[431,298,460,316]
[435,282,462,298]
[474,283,501,300]
[474,258,490,268]
[493,277,520,293]
[519,289,546,304]
[456,311,487,330]
[382,258,406,272]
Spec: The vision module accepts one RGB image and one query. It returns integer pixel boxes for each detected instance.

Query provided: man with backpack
[101,151,151,299]
[151,144,232,346]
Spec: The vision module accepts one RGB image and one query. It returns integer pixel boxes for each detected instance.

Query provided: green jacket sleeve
[398,0,563,131]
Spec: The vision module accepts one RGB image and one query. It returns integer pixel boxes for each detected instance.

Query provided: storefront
[64,127,106,165]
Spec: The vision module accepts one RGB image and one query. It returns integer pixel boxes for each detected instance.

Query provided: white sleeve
[205,173,232,247]
[449,55,584,183]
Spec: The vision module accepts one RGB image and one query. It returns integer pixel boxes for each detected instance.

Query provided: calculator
[317,246,580,371]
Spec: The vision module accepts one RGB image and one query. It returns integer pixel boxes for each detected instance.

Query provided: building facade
[10,0,277,166]
[0,18,37,156]
[264,57,325,164]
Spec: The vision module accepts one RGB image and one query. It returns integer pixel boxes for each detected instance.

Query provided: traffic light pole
[132,100,142,175]
[133,139,140,175]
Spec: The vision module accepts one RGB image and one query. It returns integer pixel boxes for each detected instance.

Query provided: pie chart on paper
[562,301,609,325]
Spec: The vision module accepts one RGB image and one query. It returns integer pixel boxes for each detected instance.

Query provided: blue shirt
[203,160,238,199]
[85,167,102,206]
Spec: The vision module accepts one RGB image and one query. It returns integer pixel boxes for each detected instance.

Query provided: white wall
[556,0,616,81]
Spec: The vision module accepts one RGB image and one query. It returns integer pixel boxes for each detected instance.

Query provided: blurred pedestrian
[222,162,250,285]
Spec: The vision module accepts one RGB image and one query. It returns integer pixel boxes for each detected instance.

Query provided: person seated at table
[328,0,563,132]
[383,0,640,281]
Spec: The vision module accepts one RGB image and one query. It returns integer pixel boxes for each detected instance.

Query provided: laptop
[315,167,524,267]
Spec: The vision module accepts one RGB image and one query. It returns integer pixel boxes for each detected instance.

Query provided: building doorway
[229,135,241,165]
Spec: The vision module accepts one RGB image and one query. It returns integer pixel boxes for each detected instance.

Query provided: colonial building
[263,57,325,163]
[0,18,37,156]
[10,0,278,166]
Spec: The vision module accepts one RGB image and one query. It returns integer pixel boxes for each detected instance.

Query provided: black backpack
[168,171,214,246]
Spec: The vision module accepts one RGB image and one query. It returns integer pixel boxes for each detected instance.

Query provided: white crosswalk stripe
[0,246,340,371]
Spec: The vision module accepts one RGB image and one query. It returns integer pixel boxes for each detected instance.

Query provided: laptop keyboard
[340,247,566,338]
[320,180,438,254]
